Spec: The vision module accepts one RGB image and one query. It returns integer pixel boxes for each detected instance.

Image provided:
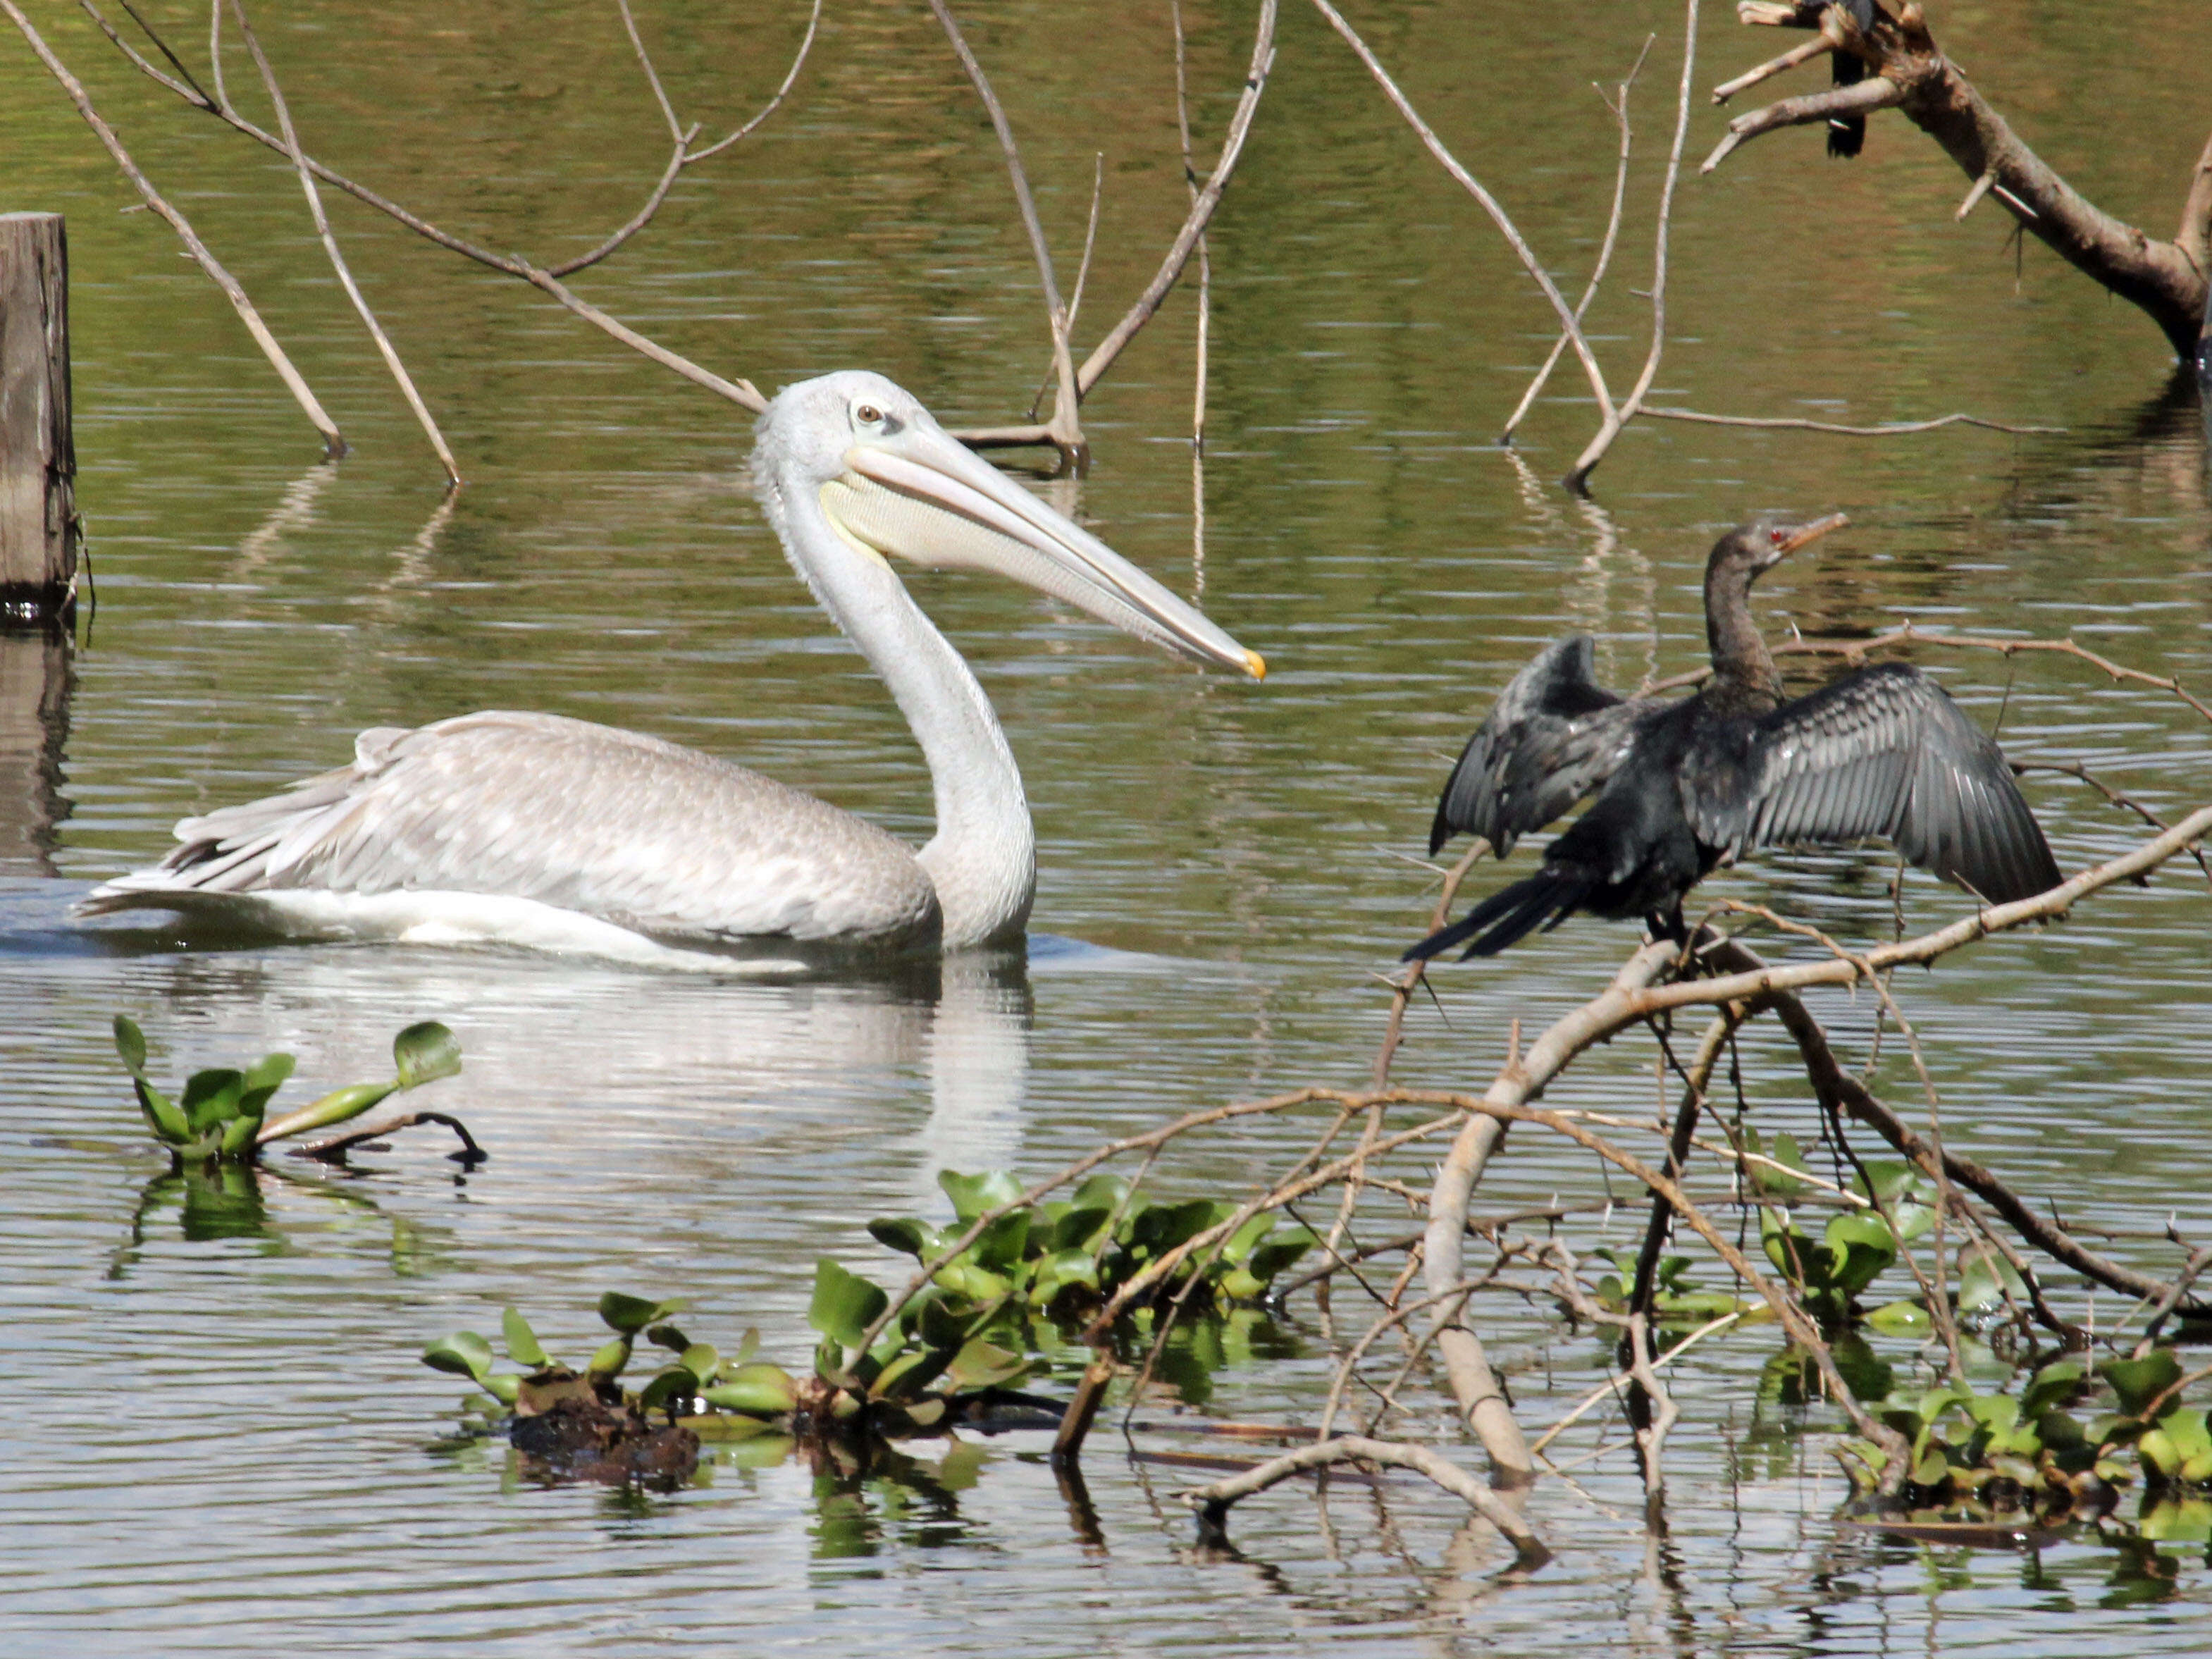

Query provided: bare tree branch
[1500,37,1652,445]
[1176,1435,1546,1562]
[927,0,1085,467]
[1706,1,2210,361]
[228,0,459,483]
[7,0,345,456]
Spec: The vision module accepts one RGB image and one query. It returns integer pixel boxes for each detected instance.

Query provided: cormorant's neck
[1703,553,1783,711]
[761,466,1036,949]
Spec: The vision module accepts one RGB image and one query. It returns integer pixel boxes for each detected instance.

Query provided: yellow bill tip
[1244,650,1267,681]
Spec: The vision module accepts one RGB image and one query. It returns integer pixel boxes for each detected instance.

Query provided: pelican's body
[82,373,1263,956]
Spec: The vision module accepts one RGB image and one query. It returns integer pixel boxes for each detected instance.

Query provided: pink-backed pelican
[82,371,1264,958]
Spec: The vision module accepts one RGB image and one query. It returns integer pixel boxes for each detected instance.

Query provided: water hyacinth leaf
[1956,1251,2027,1314]
[180,1069,246,1135]
[1223,1211,1275,1264]
[130,1077,192,1146]
[598,1292,684,1335]
[867,1216,932,1258]
[970,1210,1031,1271]
[1130,1198,1226,1257]
[1865,1300,1932,1336]
[1752,1131,1812,1197]
[1049,1204,1113,1254]
[2157,1404,2211,1461]
[423,1331,495,1382]
[1853,1160,1919,1203]
[1068,1173,1127,1214]
[638,1367,698,1414]
[733,1328,760,1367]
[2098,1350,2184,1417]
[1247,1233,1316,1283]
[393,1021,462,1090]
[587,1337,631,1378]
[1910,1443,1952,1487]
[1964,1393,2021,1434]
[258,1080,398,1143]
[938,1168,1023,1223]
[945,1336,1028,1392]
[502,1308,548,1369]
[701,1363,801,1418]
[915,1295,971,1353]
[481,1373,521,1407]
[2021,1359,2085,1418]
[901,1397,946,1430]
[113,1014,148,1075]
[679,1344,720,1386]
[645,1323,692,1354]
[1822,1213,1898,1297]
[809,1259,889,1348]
[242,1051,295,1097]
[1218,1265,1266,1301]
[869,1347,950,1401]
[216,1111,262,1159]
[1886,1201,1936,1243]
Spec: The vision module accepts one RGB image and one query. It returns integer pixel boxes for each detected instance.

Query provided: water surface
[4,1,2210,1652]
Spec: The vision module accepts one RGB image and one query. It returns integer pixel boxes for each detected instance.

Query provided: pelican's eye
[855,402,886,428]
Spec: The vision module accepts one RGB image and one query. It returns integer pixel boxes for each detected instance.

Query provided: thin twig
[1642,407,2060,436]
[228,0,459,483]
[1176,1436,1545,1562]
[927,0,1084,464]
[1500,37,1652,444]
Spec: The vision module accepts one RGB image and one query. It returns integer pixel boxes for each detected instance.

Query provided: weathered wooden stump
[1,213,78,628]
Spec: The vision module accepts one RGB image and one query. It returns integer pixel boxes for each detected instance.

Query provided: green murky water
[4,1,2209,1652]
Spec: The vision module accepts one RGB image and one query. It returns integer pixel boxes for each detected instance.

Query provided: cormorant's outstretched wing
[1693,663,2060,904]
[1429,636,1649,857]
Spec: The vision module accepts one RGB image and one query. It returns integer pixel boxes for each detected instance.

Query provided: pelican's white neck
[758,462,1034,948]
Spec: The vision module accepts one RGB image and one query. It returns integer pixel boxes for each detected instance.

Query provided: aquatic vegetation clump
[1835,1347,2212,1527]
[424,1271,1056,1476]
[867,1168,1318,1321]
[112,1014,472,1165]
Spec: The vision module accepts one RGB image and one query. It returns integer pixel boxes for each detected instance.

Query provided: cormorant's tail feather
[1401,868,1593,963]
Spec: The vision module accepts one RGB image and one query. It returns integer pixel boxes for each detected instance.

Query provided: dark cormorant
[1406,513,2060,961]
[1827,0,1877,158]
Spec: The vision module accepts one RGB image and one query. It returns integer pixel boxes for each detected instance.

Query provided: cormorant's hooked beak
[1760,511,1849,569]
[817,417,1265,679]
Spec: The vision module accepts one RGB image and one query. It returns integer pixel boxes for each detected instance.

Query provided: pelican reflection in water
[83,373,1263,961]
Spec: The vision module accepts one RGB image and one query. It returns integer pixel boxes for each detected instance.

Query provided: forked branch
[1707,1,2211,362]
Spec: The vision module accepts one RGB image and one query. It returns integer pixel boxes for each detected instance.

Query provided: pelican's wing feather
[1431,636,1648,857]
[1697,663,2060,904]
[81,712,940,944]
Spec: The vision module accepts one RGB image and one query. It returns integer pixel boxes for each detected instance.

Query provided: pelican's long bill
[818,417,1264,679]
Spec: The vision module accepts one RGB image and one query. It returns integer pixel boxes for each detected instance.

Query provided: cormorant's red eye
[1770,529,1786,545]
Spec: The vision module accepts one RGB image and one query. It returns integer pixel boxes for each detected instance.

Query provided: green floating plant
[424,1266,1050,1448]
[865,1168,1317,1324]
[1834,1347,2212,1519]
[113,1014,464,1164]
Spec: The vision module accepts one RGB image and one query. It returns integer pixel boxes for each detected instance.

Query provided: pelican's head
[752,371,1263,679]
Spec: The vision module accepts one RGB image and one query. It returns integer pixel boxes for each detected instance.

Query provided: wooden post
[1,213,78,627]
